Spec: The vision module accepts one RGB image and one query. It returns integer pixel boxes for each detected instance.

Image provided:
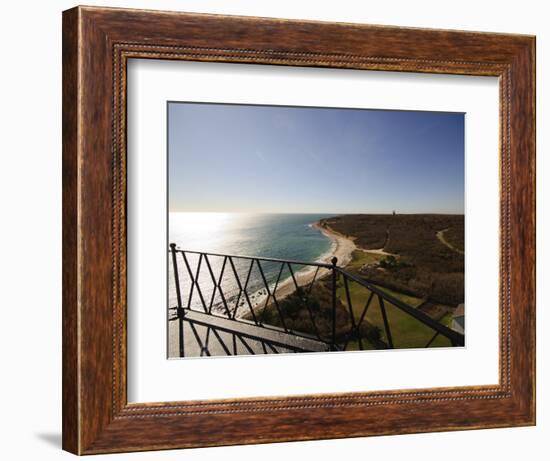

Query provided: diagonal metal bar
[378,295,394,349]
[227,256,244,319]
[187,321,211,357]
[265,342,280,354]
[203,254,231,317]
[210,328,232,355]
[294,265,322,340]
[180,251,208,313]
[306,266,321,296]
[285,262,322,338]
[204,326,211,351]
[357,291,375,330]
[241,259,259,324]
[235,334,255,355]
[259,262,285,325]
[342,270,464,346]
[203,254,218,314]
[180,251,196,310]
[191,253,208,312]
[273,264,285,295]
[171,247,464,356]
[425,331,441,347]
[256,259,288,332]
[227,256,257,323]
[272,262,286,294]
[287,262,300,291]
[342,290,375,350]
[215,256,231,317]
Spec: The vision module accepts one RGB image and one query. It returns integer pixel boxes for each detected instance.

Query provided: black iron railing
[169,244,464,357]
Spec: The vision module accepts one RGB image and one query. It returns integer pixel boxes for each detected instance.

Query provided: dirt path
[436,228,464,255]
[359,247,395,257]
[361,228,395,256]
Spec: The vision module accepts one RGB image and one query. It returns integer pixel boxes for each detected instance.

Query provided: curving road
[436,228,464,255]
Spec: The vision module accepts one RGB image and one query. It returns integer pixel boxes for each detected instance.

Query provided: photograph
[50,3,537,455]
[167,102,466,358]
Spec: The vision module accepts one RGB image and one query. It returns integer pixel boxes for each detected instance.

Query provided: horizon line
[168,210,465,215]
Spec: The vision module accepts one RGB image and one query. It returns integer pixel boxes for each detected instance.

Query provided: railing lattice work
[169,244,464,357]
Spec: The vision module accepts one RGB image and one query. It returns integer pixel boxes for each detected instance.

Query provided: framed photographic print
[62,6,535,454]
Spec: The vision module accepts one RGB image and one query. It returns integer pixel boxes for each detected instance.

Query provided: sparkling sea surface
[168,212,334,314]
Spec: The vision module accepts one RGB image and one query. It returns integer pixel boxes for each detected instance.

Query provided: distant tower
[392,210,396,216]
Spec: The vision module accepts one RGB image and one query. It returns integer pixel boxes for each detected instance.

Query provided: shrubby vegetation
[322,214,464,306]
[259,282,382,345]
[253,214,464,350]
[444,225,465,252]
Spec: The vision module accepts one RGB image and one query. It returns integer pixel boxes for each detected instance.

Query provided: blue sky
[168,102,464,214]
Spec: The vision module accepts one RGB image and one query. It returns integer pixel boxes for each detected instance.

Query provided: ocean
[168,212,334,316]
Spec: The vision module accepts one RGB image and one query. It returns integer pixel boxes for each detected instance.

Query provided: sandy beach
[240,220,357,316]
[312,221,357,267]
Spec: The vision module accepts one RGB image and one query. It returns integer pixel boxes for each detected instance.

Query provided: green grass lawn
[338,249,454,350]
[345,250,382,273]
[259,249,457,351]
[336,278,452,350]
[376,286,424,307]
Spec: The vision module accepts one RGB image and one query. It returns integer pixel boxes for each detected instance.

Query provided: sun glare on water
[169,212,235,253]
[173,212,231,232]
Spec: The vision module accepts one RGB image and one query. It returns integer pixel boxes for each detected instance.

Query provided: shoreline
[316,220,397,257]
[311,221,356,268]
[240,220,356,316]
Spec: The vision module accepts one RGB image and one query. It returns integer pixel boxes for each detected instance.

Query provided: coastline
[241,219,356,315]
[311,221,356,268]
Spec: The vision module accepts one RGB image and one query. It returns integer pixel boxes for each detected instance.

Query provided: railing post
[331,256,338,347]
[170,243,184,357]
